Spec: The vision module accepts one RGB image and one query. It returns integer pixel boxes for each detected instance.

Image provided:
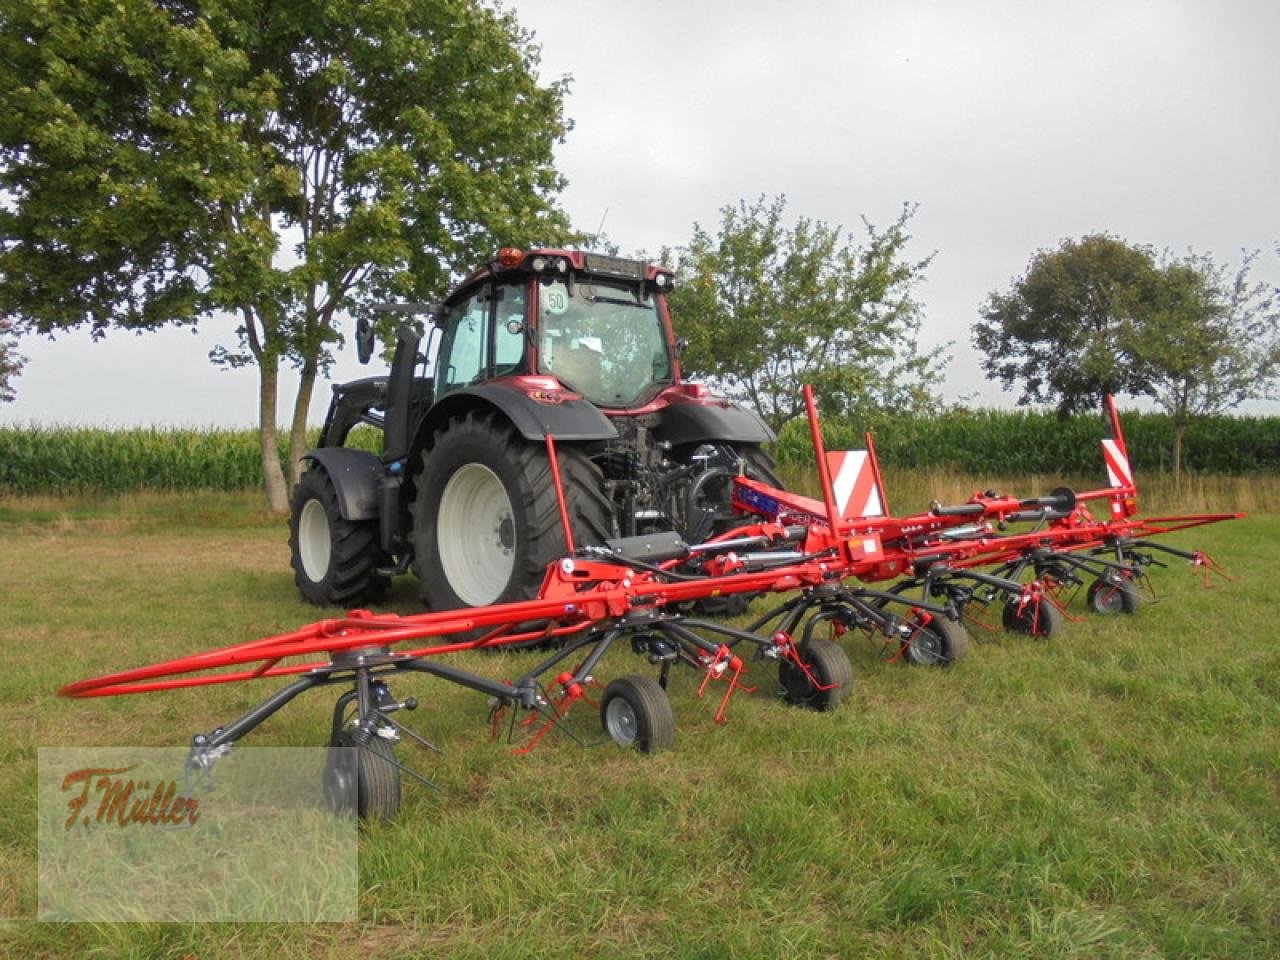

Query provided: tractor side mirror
[355,316,376,365]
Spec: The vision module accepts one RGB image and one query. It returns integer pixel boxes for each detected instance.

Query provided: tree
[0,0,571,510]
[973,234,1160,417]
[0,317,23,402]
[1128,251,1280,479]
[667,196,945,432]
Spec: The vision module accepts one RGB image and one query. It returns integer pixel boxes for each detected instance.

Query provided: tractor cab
[433,248,679,410]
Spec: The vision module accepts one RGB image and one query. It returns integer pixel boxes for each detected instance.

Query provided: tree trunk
[258,354,289,513]
[288,355,319,488]
[1172,423,1186,486]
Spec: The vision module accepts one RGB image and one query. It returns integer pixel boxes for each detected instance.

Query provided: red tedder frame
[57,388,1244,817]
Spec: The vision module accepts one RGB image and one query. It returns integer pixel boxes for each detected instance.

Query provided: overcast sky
[4,0,1278,427]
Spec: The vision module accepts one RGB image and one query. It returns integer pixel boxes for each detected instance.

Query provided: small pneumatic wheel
[1086,576,1142,615]
[600,675,675,753]
[902,614,971,667]
[1001,598,1063,638]
[779,638,853,711]
[323,729,402,821]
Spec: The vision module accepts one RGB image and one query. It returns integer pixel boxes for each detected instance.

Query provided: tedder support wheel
[903,614,971,667]
[600,675,676,753]
[1086,576,1142,615]
[323,731,402,821]
[1001,598,1063,638]
[289,466,388,607]
[413,409,612,610]
[779,638,853,711]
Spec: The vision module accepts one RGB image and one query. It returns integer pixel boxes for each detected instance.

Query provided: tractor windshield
[536,279,672,406]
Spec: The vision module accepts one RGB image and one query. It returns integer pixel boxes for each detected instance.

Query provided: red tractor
[289,248,778,611]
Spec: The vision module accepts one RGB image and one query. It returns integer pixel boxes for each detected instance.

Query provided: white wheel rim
[299,498,331,582]
[438,463,515,606]
[605,697,638,745]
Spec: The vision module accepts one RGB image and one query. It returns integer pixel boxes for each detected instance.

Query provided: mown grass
[1,491,1277,958]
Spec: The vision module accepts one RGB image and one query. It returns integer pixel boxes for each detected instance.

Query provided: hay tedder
[60,389,1241,820]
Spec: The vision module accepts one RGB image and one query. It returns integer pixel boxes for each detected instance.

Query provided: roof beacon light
[497,247,524,267]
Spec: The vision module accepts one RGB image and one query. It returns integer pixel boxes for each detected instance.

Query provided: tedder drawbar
[60,390,1241,819]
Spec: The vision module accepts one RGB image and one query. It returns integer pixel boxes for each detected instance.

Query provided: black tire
[682,443,781,616]
[902,614,970,667]
[600,675,675,752]
[411,409,612,610]
[322,730,401,821]
[779,637,853,711]
[1001,597,1062,638]
[676,443,782,539]
[1086,576,1142,615]
[289,466,388,607]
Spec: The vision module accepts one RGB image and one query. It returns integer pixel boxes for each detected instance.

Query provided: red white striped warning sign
[1101,438,1133,489]
[826,450,885,519]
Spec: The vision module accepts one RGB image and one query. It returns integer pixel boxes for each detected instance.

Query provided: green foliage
[777,408,1280,475]
[0,0,573,504]
[1133,251,1280,453]
[0,317,21,401]
[975,237,1280,476]
[973,234,1159,416]
[667,195,946,431]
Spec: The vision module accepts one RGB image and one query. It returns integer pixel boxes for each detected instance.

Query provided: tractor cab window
[437,283,527,394]
[493,285,526,376]
[536,279,671,407]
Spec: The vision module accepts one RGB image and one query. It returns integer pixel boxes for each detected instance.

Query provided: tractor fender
[301,447,383,521]
[419,385,620,446]
[651,399,775,448]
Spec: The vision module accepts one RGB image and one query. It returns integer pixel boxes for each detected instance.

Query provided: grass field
[1,490,1277,958]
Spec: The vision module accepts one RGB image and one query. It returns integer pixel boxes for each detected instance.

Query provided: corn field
[777,409,1280,475]
[0,425,382,495]
[0,411,1277,496]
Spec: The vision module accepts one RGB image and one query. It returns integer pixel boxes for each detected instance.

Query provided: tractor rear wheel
[289,466,388,607]
[412,409,612,610]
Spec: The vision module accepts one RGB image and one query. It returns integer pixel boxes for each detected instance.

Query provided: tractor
[289,247,778,611]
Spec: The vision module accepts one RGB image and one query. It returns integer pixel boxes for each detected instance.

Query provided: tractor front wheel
[289,466,388,607]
